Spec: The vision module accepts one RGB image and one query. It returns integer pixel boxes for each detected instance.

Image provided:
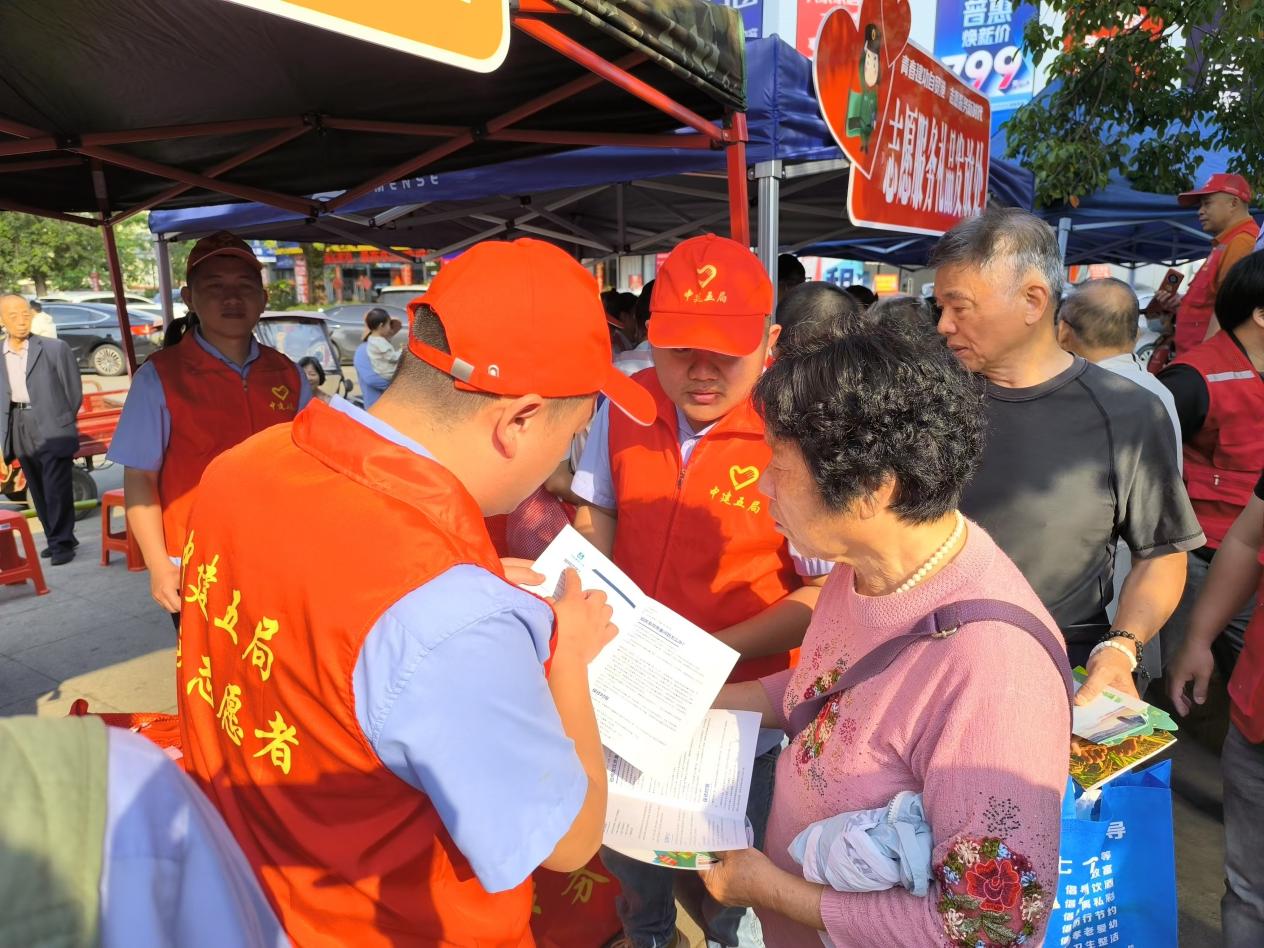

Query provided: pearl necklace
[894,512,966,595]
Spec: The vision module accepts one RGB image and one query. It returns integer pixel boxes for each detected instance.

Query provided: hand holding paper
[526,527,740,775]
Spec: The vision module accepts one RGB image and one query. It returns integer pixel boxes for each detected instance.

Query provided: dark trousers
[10,408,77,555]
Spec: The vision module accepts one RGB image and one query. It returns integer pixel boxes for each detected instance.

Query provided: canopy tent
[150,37,1035,273]
[0,0,751,368]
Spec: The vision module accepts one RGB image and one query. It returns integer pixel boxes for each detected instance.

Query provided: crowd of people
[3,182,1264,948]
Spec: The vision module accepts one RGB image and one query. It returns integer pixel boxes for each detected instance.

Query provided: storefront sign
[797,0,861,57]
[712,0,763,40]
[934,0,1035,133]
[220,0,509,72]
[873,272,900,294]
[816,0,991,236]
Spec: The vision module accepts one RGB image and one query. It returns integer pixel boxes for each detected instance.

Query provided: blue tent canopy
[151,37,1034,263]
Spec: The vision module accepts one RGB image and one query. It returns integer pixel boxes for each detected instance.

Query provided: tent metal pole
[325,50,646,213]
[1056,216,1071,262]
[102,224,139,376]
[513,17,726,143]
[89,158,139,376]
[754,160,781,297]
[0,197,97,226]
[74,144,317,216]
[727,113,750,247]
[109,125,312,226]
[617,184,626,253]
[155,236,175,327]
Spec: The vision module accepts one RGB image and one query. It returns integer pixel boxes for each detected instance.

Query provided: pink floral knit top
[757,521,1069,948]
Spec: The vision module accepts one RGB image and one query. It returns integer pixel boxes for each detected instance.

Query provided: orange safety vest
[1170,330,1264,548]
[1175,218,1260,356]
[1230,547,1264,744]
[150,333,300,557]
[176,399,536,947]
[608,369,800,683]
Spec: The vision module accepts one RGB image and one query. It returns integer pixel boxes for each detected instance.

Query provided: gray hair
[930,207,1067,303]
[1058,278,1139,351]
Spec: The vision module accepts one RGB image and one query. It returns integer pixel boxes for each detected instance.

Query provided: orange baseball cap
[648,234,774,356]
[408,239,655,425]
[186,231,263,279]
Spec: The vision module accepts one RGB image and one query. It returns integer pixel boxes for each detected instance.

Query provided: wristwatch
[1098,629,1144,667]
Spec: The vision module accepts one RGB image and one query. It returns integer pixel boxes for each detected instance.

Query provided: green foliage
[0,211,171,295]
[1006,1,1264,207]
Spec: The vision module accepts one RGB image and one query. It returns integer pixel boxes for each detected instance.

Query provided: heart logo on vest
[729,465,759,492]
[272,385,290,401]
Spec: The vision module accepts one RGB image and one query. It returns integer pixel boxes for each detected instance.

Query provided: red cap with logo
[186,231,263,280]
[648,234,774,356]
[408,239,655,425]
[1178,173,1253,207]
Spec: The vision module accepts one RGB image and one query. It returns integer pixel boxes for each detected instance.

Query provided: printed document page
[526,526,740,775]
[603,709,761,854]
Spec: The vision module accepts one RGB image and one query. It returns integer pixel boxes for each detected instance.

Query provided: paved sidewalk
[0,464,175,718]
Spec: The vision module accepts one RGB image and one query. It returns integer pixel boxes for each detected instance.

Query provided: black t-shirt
[961,357,1205,640]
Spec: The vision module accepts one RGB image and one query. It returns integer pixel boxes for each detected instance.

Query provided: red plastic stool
[0,508,50,595]
[101,488,144,571]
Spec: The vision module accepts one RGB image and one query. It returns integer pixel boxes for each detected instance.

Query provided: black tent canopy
[0,0,750,369]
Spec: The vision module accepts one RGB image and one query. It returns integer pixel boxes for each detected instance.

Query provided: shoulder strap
[786,598,1074,739]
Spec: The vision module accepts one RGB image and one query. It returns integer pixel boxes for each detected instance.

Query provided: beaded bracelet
[1098,629,1144,667]
[1088,639,1138,673]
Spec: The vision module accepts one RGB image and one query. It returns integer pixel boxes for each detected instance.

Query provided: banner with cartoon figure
[814,0,991,236]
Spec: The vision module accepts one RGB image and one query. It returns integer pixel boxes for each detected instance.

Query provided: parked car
[40,291,165,319]
[152,288,189,320]
[374,285,428,309]
[253,312,356,402]
[40,302,163,376]
[322,302,408,363]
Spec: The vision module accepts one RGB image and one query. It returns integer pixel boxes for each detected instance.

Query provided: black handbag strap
[786,598,1075,739]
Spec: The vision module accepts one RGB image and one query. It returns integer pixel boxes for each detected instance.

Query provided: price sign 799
[941,45,1025,96]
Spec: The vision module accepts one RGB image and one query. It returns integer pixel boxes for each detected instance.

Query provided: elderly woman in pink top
[703,318,1072,947]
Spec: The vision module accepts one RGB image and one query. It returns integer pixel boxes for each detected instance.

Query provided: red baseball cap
[648,234,774,356]
[186,231,263,279]
[1178,173,1253,207]
[408,239,655,425]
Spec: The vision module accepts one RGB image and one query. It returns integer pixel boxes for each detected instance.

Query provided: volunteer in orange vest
[107,232,309,624]
[1170,173,1259,355]
[1168,477,1264,943]
[175,238,655,947]
[1159,251,1264,674]
[572,234,830,948]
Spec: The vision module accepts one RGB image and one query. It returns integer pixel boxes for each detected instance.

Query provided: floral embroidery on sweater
[936,836,1048,946]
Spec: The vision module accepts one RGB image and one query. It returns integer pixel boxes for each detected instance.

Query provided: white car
[40,291,165,319]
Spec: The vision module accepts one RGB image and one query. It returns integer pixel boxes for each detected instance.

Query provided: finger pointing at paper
[552,567,618,666]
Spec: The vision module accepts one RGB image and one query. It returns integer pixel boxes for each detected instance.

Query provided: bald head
[1058,278,1139,356]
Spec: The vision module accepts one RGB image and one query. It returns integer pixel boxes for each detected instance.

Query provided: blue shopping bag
[1052,760,1177,948]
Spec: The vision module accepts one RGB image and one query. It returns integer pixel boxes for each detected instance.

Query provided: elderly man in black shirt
[932,208,1204,702]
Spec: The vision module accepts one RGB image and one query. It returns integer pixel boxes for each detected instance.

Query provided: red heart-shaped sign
[813,0,912,177]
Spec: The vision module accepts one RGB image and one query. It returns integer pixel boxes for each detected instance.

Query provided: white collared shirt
[2,336,31,403]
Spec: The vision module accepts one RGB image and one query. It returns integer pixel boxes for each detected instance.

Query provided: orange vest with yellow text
[176,399,536,947]
[150,334,300,557]
[607,369,800,683]
[1176,218,1260,355]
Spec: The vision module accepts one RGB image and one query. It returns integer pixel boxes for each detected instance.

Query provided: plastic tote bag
[1051,760,1177,948]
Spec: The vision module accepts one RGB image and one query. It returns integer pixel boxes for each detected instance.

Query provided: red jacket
[1171,330,1264,548]
[1230,547,1264,743]
[1175,218,1259,355]
[177,400,535,947]
[150,334,300,557]
[608,369,801,682]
